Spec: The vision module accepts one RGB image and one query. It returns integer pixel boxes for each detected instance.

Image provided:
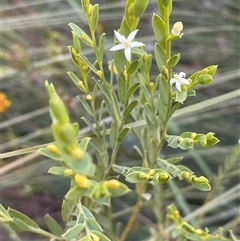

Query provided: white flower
[109,29,145,62]
[170,72,190,92]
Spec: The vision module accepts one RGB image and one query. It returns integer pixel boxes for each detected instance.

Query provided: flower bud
[139,172,148,179]
[74,174,89,188]
[86,95,93,101]
[71,148,84,160]
[78,81,87,92]
[47,144,60,155]
[171,21,183,36]
[105,179,120,190]
[96,70,102,78]
[149,169,155,176]
[63,168,74,176]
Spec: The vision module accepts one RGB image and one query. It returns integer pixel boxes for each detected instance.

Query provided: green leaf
[152,14,166,45]
[108,183,131,196]
[79,137,92,151]
[192,182,211,191]
[154,43,167,73]
[117,127,130,142]
[72,31,81,53]
[8,209,39,228]
[127,59,140,74]
[110,121,118,149]
[158,74,169,105]
[123,100,138,117]
[167,53,181,69]
[197,74,213,85]
[62,223,85,240]
[185,233,202,241]
[48,166,65,175]
[10,218,29,232]
[166,156,183,164]
[78,95,94,117]
[61,198,75,222]
[39,147,63,161]
[99,33,106,61]
[81,116,98,136]
[81,205,95,219]
[133,0,149,18]
[65,185,88,200]
[44,214,64,236]
[86,218,102,232]
[90,230,111,241]
[168,102,182,119]
[90,4,99,31]
[78,54,98,74]
[0,204,10,218]
[126,82,140,98]
[206,65,218,76]
[113,47,127,74]
[118,73,127,104]
[70,153,96,176]
[119,17,131,37]
[165,34,181,42]
[126,171,145,183]
[69,23,93,47]
[67,71,82,91]
[175,90,188,104]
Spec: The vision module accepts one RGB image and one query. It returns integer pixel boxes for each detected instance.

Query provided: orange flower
[0,92,11,113]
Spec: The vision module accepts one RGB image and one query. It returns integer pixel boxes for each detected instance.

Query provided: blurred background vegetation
[1,0,239,240]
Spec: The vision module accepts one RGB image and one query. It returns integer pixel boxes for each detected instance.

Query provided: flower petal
[129,41,145,49]
[127,29,139,42]
[179,72,186,78]
[175,81,182,92]
[124,47,131,62]
[170,78,176,85]
[114,30,126,44]
[180,78,190,85]
[109,44,125,51]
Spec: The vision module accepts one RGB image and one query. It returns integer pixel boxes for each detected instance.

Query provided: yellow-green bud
[71,148,84,160]
[86,94,93,101]
[105,179,120,190]
[78,81,87,92]
[47,144,60,155]
[191,132,197,139]
[74,174,88,188]
[195,229,205,235]
[196,176,208,183]
[90,233,100,241]
[108,64,118,74]
[96,70,102,78]
[88,4,93,17]
[139,172,148,179]
[149,169,155,176]
[63,168,74,177]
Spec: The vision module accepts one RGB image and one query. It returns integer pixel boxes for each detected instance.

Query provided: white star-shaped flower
[109,29,145,62]
[170,72,190,92]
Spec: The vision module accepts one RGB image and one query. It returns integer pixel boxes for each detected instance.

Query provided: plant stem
[28,227,63,241]
[118,184,146,241]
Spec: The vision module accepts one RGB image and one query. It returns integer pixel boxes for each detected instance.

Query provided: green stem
[118,184,146,241]
[28,227,63,240]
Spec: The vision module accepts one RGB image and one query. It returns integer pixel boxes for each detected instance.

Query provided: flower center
[124,41,130,47]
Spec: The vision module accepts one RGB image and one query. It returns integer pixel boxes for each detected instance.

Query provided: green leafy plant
[1,0,239,241]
